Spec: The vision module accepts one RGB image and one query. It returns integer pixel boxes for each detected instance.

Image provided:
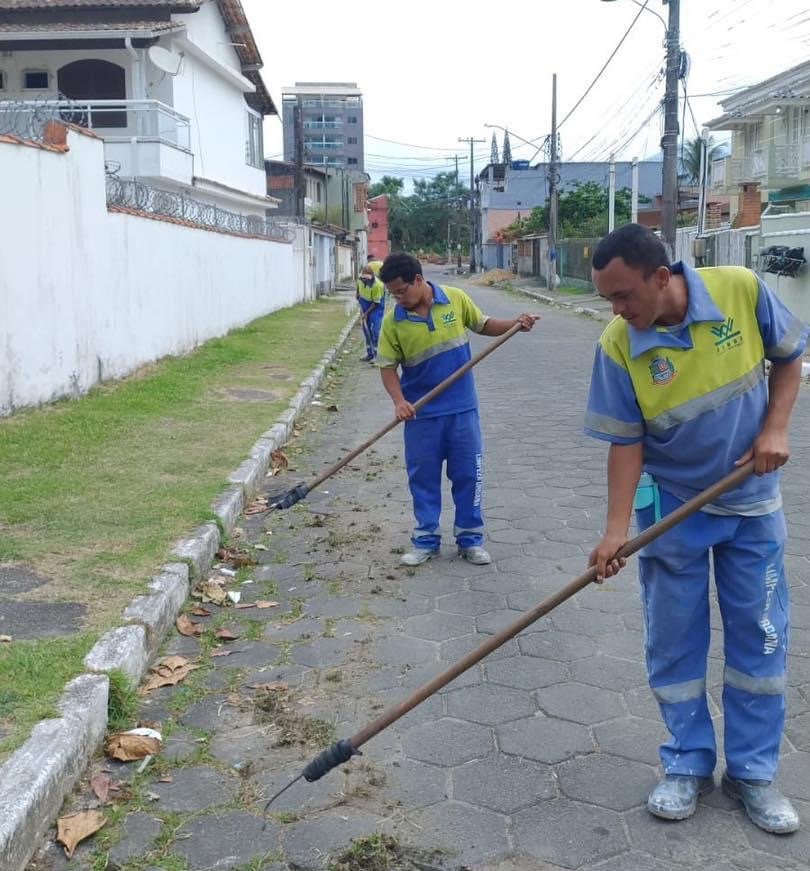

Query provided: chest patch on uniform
[441,311,458,327]
[711,317,743,352]
[649,356,677,386]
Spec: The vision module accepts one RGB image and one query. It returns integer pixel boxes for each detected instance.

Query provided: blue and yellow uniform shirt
[356,275,385,306]
[585,262,808,514]
[377,283,488,418]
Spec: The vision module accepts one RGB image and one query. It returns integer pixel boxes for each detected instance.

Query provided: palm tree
[681,135,720,185]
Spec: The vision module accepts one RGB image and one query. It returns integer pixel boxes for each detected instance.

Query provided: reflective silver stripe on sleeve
[403,335,470,368]
[646,364,765,435]
[724,666,785,695]
[652,678,706,704]
[766,316,806,359]
[584,410,645,439]
[376,355,399,368]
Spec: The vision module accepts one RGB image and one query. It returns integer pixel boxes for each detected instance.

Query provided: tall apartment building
[282,82,364,172]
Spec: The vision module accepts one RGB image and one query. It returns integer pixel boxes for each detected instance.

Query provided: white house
[0,0,277,216]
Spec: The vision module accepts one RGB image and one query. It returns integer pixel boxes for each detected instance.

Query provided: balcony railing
[728,151,767,183]
[305,140,342,150]
[0,98,190,151]
[303,120,343,129]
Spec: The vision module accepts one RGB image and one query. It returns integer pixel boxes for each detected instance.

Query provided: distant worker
[367,254,384,277]
[356,266,385,362]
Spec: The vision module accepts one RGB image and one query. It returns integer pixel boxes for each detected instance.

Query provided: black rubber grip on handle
[302,739,360,782]
[271,483,309,511]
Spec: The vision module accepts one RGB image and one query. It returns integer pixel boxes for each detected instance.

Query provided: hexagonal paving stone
[436,590,506,616]
[625,803,746,865]
[108,813,162,866]
[405,800,510,868]
[281,807,390,869]
[366,634,439,666]
[623,684,665,722]
[440,633,520,662]
[594,716,668,766]
[589,852,681,871]
[179,697,252,732]
[378,757,449,809]
[536,682,624,725]
[497,715,594,763]
[469,572,540,594]
[593,628,646,660]
[452,753,555,813]
[518,630,596,661]
[404,611,474,641]
[507,588,566,614]
[549,606,624,637]
[774,749,810,802]
[445,684,534,725]
[512,799,628,868]
[477,608,535,635]
[785,711,810,751]
[402,717,494,766]
[290,635,359,668]
[557,753,657,811]
[570,654,649,691]
[360,687,443,729]
[150,765,240,812]
[485,656,568,690]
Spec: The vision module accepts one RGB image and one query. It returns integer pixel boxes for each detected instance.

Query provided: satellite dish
[148,45,183,76]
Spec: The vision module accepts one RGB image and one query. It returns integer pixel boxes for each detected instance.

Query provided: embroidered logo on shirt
[649,356,677,386]
[441,311,458,327]
[711,317,743,351]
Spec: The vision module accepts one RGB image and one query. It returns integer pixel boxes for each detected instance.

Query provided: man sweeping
[377,252,537,566]
[585,223,807,833]
[356,266,385,362]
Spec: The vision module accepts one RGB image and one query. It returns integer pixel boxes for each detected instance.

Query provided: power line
[558,0,652,131]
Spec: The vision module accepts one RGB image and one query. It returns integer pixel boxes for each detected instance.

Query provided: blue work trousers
[637,487,789,781]
[403,409,485,550]
[359,299,383,358]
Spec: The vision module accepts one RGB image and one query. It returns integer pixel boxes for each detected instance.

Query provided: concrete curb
[506,283,610,323]
[0,306,359,871]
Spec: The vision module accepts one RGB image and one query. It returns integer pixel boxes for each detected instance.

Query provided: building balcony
[305,140,342,150]
[0,98,193,184]
[303,120,343,129]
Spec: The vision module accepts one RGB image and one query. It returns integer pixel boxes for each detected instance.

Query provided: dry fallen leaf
[199,580,227,606]
[235,602,256,610]
[211,648,233,657]
[251,681,288,692]
[105,732,161,762]
[90,774,112,803]
[215,628,239,642]
[140,655,200,694]
[0,635,11,643]
[271,449,289,474]
[190,605,212,617]
[215,547,256,567]
[157,776,174,783]
[255,600,279,609]
[56,810,107,858]
[176,615,203,637]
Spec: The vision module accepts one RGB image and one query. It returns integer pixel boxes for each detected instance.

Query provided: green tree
[368,175,404,197]
[680,135,721,185]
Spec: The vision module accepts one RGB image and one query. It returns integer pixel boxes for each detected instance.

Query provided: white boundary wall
[0,128,303,416]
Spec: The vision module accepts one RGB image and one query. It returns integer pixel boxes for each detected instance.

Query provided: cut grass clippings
[0,296,352,757]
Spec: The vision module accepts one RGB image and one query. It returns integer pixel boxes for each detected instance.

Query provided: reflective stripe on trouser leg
[637,487,731,776]
[403,417,443,550]
[445,409,485,549]
[714,510,788,781]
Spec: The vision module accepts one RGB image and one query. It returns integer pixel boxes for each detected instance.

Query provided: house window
[348,136,357,144]
[347,115,357,124]
[246,112,264,169]
[23,70,49,90]
[347,157,358,165]
[316,181,322,203]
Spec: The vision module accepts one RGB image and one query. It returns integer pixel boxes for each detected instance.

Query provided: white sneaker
[458,546,492,565]
[400,549,439,566]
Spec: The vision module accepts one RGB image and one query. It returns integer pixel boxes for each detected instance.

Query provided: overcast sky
[244,0,810,184]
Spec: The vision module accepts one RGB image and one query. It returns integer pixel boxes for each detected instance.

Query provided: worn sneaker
[458,546,492,565]
[647,774,714,821]
[400,549,439,567]
[722,773,800,834]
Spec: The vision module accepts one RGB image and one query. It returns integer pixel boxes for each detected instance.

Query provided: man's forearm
[606,442,644,535]
[380,367,405,402]
[480,317,513,336]
[765,357,802,432]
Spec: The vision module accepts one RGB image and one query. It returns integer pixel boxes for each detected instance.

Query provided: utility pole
[631,156,639,224]
[661,0,681,259]
[547,73,559,291]
[608,152,616,233]
[294,95,305,220]
[459,136,485,272]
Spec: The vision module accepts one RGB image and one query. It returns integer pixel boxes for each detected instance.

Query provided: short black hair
[379,252,423,284]
[592,223,670,276]
[367,254,375,260]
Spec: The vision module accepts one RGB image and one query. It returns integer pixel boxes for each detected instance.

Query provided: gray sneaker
[400,548,439,567]
[458,546,492,565]
[722,773,800,834]
[647,774,714,821]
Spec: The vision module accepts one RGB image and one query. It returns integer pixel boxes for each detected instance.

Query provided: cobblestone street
[33,268,810,870]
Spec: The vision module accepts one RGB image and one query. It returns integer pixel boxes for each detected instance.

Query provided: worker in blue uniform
[585,223,807,834]
[376,252,537,566]
[356,266,385,362]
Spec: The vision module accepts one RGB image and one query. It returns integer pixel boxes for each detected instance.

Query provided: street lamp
[601,0,679,259]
